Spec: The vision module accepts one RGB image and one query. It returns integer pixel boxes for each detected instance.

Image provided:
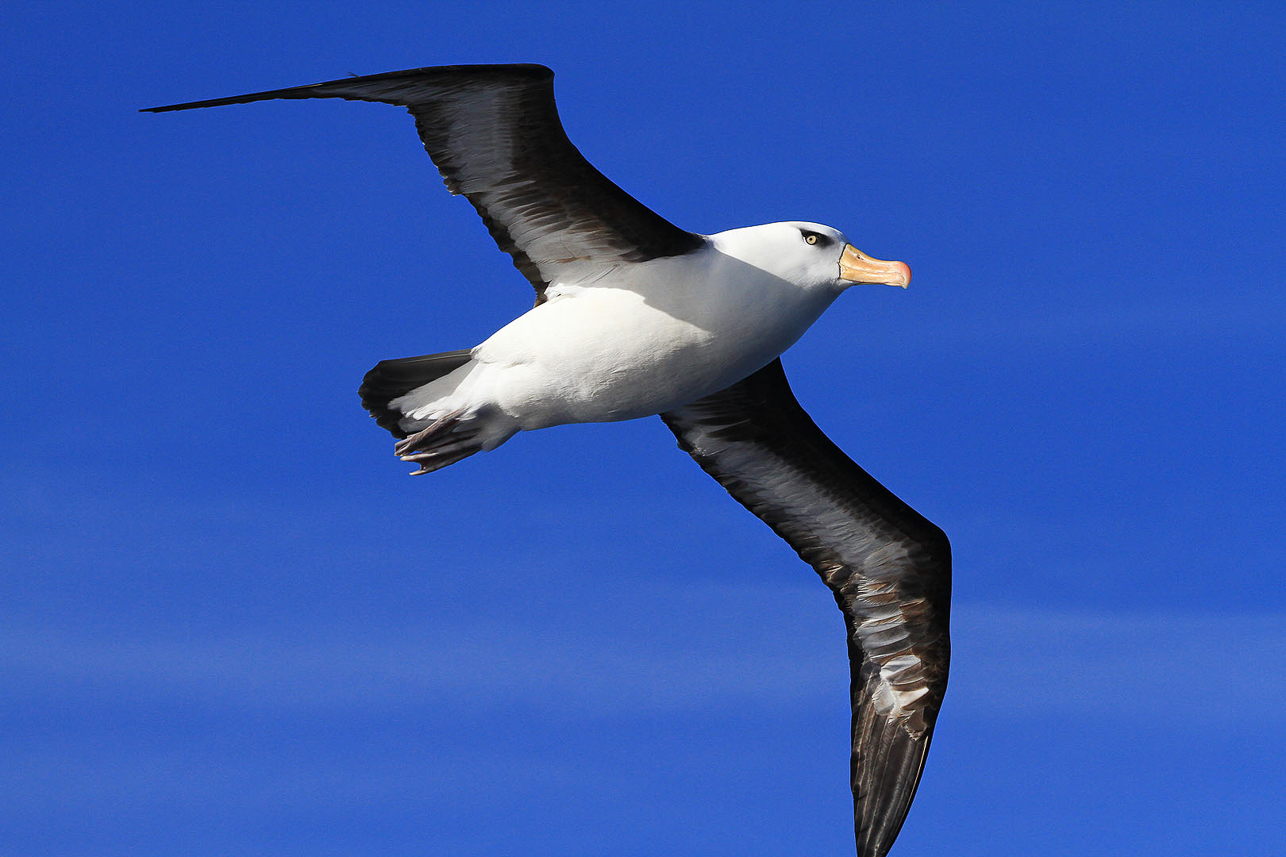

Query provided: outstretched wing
[660,359,951,857]
[143,64,704,301]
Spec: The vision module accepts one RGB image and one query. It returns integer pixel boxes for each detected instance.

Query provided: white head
[711,221,911,294]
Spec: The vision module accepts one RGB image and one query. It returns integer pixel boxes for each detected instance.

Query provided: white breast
[474,245,841,429]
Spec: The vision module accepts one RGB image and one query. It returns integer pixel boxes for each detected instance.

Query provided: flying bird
[145,64,950,857]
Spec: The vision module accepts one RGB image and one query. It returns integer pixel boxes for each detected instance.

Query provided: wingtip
[139,63,557,116]
[851,716,937,857]
[138,94,265,114]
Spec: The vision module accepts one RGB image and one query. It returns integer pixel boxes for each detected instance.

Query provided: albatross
[145,64,950,857]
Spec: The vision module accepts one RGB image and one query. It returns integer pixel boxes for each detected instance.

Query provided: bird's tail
[358,349,473,438]
[357,347,511,473]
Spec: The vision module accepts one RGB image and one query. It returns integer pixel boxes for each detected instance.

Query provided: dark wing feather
[660,359,950,857]
[143,64,703,301]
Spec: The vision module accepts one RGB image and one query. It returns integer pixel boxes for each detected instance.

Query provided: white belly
[473,253,838,430]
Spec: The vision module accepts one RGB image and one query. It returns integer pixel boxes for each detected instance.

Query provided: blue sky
[3,2,1284,855]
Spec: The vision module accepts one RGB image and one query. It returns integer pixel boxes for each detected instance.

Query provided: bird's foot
[393,408,480,474]
[394,408,466,457]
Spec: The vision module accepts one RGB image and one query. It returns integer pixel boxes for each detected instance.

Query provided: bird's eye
[803,232,819,245]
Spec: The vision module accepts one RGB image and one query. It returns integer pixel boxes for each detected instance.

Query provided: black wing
[144,64,703,302]
[660,359,950,857]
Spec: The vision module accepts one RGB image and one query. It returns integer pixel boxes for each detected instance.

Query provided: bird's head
[715,221,911,294]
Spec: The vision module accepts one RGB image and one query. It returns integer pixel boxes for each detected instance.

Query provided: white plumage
[390,222,892,457]
[145,65,945,857]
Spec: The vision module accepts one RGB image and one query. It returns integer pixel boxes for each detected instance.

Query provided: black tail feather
[358,349,473,438]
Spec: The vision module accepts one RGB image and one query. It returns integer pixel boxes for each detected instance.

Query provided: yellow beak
[839,243,911,288]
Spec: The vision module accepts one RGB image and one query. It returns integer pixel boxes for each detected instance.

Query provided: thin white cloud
[5,587,1284,725]
[949,606,1286,724]
[2,580,842,716]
